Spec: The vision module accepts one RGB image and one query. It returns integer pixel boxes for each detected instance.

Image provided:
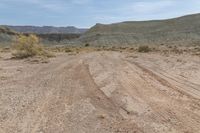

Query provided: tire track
[128,60,200,100]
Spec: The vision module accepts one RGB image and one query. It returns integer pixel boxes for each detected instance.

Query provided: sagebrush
[12,34,53,58]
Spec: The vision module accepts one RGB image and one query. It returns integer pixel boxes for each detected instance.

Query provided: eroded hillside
[80,13,200,46]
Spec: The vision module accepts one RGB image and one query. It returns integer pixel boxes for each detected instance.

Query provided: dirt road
[0,51,200,133]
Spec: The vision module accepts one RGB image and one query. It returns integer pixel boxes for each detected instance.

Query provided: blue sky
[1,0,200,28]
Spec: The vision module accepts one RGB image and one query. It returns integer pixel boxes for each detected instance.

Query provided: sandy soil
[0,51,200,133]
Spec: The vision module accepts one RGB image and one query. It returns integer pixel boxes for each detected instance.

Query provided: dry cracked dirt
[0,51,200,133]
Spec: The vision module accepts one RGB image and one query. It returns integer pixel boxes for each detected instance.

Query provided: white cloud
[41,3,63,11]
[1,0,67,11]
[131,0,175,13]
[27,0,62,10]
[71,0,91,5]
[22,0,91,11]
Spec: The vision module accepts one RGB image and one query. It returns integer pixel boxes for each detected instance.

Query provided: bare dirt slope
[0,51,200,133]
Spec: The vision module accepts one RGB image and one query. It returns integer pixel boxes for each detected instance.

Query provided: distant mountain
[80,13,200,46]
[4,26,88,34]
[0,26,83,44]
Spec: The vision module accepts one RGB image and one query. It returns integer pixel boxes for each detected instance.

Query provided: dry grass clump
[0,45,10,53]
[48,46,77,53]
[99,46,135,52]
[65,48,73,53]
[170,47,183,54]
[12,34,54,59]
[50,46,99,54]
[0,46,11,59]
[49,45,137,54]
[192,46,200,56]
[138,45,151,53]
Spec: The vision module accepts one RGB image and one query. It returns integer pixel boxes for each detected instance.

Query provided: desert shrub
[167,45,173,49]
[85,43,90,47]
[0,47,10,53]
[171,48,183,54]
[138,45,151,53]
[12,34,53,58]
[65,48,73,53]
